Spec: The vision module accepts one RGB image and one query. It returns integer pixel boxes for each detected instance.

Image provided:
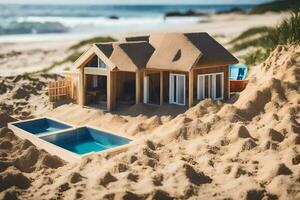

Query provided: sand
[0,40,76,77]
[0,73,63,120]
[0,12,287,77]
[0,44,299,199]
[0,126,65,200]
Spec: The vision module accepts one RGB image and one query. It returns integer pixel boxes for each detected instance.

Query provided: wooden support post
[142,71,146,104]
[107,71,114,111]
[160,71,163,105]
[227,65,230,100]
[136,71,141,104]
[188,69,194,107]
[79,67,85,106]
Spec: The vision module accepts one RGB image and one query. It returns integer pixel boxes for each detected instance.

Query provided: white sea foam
[16,16,202,28]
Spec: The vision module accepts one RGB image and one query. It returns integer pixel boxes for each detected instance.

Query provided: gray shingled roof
[119,42,155,68]
[95,43,114,58]
[185,32,239,67]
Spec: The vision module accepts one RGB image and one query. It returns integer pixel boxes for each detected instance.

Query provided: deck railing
[48,79,72,102]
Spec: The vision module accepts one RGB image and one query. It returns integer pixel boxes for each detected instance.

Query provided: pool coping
[8,118,134,163]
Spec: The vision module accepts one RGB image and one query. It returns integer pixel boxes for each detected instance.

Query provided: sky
[0,0,272,5]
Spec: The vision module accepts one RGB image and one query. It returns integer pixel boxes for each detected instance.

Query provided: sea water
[0,4,254,42]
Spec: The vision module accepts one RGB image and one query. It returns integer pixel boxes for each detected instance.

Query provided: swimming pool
[41,127,132,155]
[230,64,248,80]
[8,118,133,162]
[10,117,72,135]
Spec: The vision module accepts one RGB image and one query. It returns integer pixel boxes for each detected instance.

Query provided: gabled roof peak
[76,32,238,71]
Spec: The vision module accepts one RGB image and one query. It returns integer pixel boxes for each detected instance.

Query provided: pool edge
[8,120,134,163]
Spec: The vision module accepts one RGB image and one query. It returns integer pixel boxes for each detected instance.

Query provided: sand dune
[0,44,300,199]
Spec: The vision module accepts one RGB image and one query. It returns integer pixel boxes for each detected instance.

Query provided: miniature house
[72,32,238,111]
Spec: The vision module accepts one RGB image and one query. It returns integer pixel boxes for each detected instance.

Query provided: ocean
[0,4,254,42]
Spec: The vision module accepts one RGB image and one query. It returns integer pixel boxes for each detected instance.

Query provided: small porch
[80,68,137,111]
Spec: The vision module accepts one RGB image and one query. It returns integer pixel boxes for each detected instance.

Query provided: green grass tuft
[242,48,271,66]
[38,51,83,73]
[229,26,270,44]
[69,36,116,50]
[231,36,270,52]
[250,0,300,14]
[231,9,300,65]
[36,36,116,73]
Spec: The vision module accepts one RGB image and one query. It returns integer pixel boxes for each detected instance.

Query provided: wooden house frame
[73,32,238,111]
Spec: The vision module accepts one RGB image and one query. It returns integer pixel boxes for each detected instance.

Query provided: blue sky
[0,0,272,5]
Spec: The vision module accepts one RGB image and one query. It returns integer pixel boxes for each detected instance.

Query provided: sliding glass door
[197,72,224,101]
[169,73,186,105]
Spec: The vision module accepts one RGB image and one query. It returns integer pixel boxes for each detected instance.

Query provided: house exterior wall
[193,65,230,100]
[75,63,230,110]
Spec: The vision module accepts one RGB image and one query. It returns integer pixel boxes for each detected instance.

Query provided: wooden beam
[142,71,146,104]
[84,67,108,76]
[79,67,85,106]
[227,65,230,100]
[188,69,194,107]
[107,71,113,111]
[136,71,141,104]
[160,71,163,105]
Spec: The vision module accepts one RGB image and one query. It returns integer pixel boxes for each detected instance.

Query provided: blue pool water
[230,64,248,80]
[41,127,131,155]
[13,118,72,135]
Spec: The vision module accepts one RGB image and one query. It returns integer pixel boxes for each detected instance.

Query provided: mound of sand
[0,74,61,119]
[0,127,65,199]
[0,45,299,199]
[0,112,16,128]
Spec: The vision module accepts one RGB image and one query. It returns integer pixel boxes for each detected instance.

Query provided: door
[169,73,186,105]
[197,73,224,100]
[212,73,224,100]
[143,76,149,104]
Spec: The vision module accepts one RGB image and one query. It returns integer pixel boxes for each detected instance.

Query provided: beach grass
[250,0,299,14]
[39,51,83,73]
[37,36,117,73]
[231,37,269,53]
[231,9,300,65]
[229,26,270,44]
[69,36,116,50]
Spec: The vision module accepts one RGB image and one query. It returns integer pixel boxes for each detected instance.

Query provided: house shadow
[111,103,189,118]
[52,99,74,109]
[226,93,240,104]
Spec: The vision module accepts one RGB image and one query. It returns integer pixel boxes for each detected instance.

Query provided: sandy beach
[0,12,287,76]
[1,44,299,199]
[0,7,299,200]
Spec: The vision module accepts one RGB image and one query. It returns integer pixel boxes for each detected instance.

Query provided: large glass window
[197,73,224,101]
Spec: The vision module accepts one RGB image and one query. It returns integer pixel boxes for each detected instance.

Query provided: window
[197,72,224,101]
[97,57,107,68]
[169,73,186,106]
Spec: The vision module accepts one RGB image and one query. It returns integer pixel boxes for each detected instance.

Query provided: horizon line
[0,2,269,6]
